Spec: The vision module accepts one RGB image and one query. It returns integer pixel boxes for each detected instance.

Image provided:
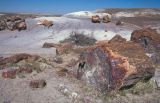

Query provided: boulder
[0,20,7,31]
[131,28,160,63]
[0,15,27,31]
[91,15,101,23]
[38,19,53,28]
[74,35,155,92]
[108,34,126,43]
[2,67,18,78]
[2,66,33,78]
[15,21,27,31]
[102,15,110,23]
[0,53,40,67]
[42,42,57,48]
[116,20,123,26]
[29,79,46,88]
[131,28,160,50]
[7,20,27,31]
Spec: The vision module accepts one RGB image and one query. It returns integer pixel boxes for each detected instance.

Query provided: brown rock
[108,34,126,43]
[16,21,27,31]
[2,67,18,78]
[75,35,155,92]
[131,28,160,64]
[116,20,123,25]
[29,79,46,88]
[42,42,57,48]
[91,15,101,23]
[131,28,160,50]
[0,53,40,67]
[0,20,7,31]
[0,15,27,31]
[38,19,53,28]
[102,15,110,23]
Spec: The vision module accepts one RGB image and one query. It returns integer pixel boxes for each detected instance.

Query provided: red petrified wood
[2,68,18,78]
[76,35,155,92]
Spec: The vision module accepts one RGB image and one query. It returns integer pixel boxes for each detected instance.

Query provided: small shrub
[61,31,97,46]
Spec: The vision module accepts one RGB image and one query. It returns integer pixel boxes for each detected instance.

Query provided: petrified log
[108,34,126,43]
[91,15,101,23]
[38,19,53,28]
[75,35,155,92]
[29,79,46,88]
[42,42,57,48]
[102,15,110,23]
[2,67,18,78]
[5,16,27,31]
[131,28,160,50]
[0,20,7,31]
[0,53,40,66]
[116,20,123,25]
[15,21,27,31]
[131,28,160,63]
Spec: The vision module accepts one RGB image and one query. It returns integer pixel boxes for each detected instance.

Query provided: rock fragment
[108,34,126,43]
[0,20,6,31]
[131,28,160,63]
[0,53,40,67]
[131,28,160,50]
[37,19,53,28]
[116,20,123,25]
[29,79,46,88]
[91,15,101,23]
[0,15,27,31]
[74,35,155,92]
[102,15,111,23]
[2,67,18,78]
[42,42,56,48]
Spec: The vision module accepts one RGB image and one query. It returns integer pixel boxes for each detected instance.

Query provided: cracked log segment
[131,28,160,51]
[0,53,40,67]
[76,35,155,92]
[131,28,160,63]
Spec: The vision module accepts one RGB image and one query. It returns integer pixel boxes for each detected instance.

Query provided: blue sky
[0,0,160,14]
